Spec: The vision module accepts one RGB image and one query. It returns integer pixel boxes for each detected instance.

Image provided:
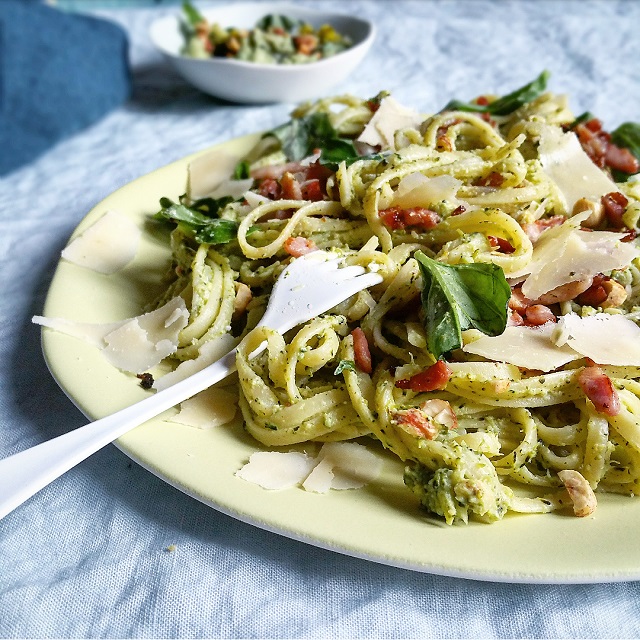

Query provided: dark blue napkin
[0,1,132,176]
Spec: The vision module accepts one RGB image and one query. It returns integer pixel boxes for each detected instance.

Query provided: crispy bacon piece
[258,178,282,200]
[475,172,504,188]
[294,34,318,55]
[280,172,303,200]
[558,470,597,517]
[575,119,639,175]
[578,366,621,416]
[488,235,515,254]
[521,216,564,243]
[576,274,609,307]
[577,275,627,309]
[508,309,525,326]
[392,399,458,440]
[509,287,556,325]
[393,407,439,440]
[536,278,593,305]
[606,144,639,175]
[601,191,629,229]
[232,282,252,319]
[351,327,372,374]
[524,304,556,326]
[251,161,306,181]
[379,207,441,231]
[395,360,452,392]
[301,179,323,201]
[254,161,331,203]
[283,236,317,257]
[508,286,531,314]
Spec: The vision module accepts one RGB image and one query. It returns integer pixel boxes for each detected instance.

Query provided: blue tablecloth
[2,1,640,637]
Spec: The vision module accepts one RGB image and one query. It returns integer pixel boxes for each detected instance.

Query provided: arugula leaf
[415,251,511,360]
[443,70,550,116]
[154,198,239,244]
[334,360,356,375]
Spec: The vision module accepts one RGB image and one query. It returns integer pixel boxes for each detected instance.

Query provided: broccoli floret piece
[404,442,512,525]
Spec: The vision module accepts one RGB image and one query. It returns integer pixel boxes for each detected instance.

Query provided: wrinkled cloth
[2,1,640,638]
[0,1,131,176]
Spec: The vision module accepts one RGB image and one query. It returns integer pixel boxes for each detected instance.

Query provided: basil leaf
[334,359,356,375]
[415,251,510,360]
[190,195,234,218]
[154,198,240,245]
[193,219,240,244]
[155,200,214,227]
[269,112,358,163]
[319,138,360,166]
[443,70,550,116]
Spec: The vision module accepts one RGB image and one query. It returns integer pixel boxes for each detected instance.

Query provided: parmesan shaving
[305,442,384,492]
[357,96,423,150]
[61,210,140,274]
[553,313,640,366]
[33,297,188,374]
[188,150,242,200]
[208,178,254,200]
[169,387,237,429]
[236,442,383,493]
[153,333,237,391]
[235,451,316,490]
[516,214,639,300]
[538,125,619,213]
[462,324,580,372]
[393,173,462,209]
[31,315,124,348]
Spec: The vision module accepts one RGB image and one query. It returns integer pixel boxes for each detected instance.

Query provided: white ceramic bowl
[149,2,375,104]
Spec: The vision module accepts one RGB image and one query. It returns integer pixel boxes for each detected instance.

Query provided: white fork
[0,250,383,520]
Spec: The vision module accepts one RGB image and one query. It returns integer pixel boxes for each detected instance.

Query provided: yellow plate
[41,134,640,583]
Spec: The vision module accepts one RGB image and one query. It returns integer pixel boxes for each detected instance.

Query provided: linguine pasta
[153,77,640,524]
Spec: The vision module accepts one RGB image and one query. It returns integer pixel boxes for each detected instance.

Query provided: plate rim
[39,132,640,585]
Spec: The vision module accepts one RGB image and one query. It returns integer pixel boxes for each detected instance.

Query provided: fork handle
[0,348,239,520]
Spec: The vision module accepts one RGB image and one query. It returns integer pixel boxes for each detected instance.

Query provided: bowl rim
[148,1,376,72]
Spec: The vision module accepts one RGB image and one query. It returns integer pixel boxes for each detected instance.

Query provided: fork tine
[329,272,383,298]
[326,265,366,280]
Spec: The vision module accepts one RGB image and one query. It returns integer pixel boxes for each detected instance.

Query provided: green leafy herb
[266,111,387,170]
[334,360,356,375]
[182,1,205,28]
[154,197,239,244]
[443,70,550,116]
[269,112,345,161]
[256,14,300,32]
[415,251,511,360]
[233,160,251,180]
[267,112,359,165]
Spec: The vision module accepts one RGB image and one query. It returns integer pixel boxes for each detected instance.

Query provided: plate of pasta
[38,72,640,582]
